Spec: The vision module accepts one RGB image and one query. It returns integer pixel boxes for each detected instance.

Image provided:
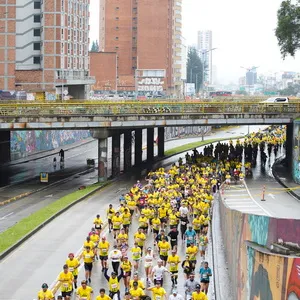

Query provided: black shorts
[113,228,120,231]
[195,229,201,234]
[84,262,93,271]
[140,226,148,231]
[95,226,102,230]
[201,279,210,284]
[100,255,108,261]
[160,255,168,261]
[108,219,112,224]
[74,275,78,280]
[123,271,131,278]
[62,291,72,297]
[160,217,167,223]
[170,271,178,276]
[130,210,134,215]
[170,225,178,229]
[123,224,130,229]
[153,229,159,235]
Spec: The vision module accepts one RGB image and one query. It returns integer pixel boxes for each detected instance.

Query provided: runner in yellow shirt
[94,214,103,234]
[96,288,112,300]
[191,284,208,300]
[167,249,180,287]
[131,241,142,271]
[147,281,167,300]
[134,228,146,252]
[83,246,95,283]
[57,264,73,300]
[107,204,115,233]
[98,236,110,271]
[130,281,145,298]
[111,211,123,239]
[121,208,132,233]
[37,283,54,300]
[66,253,80,290]
[76,280,93,300]
[157,238,171,266]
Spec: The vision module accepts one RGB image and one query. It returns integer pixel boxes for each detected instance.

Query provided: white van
[261,97,289,104]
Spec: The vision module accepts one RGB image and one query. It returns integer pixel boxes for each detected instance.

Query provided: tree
[279,83,300,96]
[90,40,99,52]
[186,47,204,93]
[275,0,300,58]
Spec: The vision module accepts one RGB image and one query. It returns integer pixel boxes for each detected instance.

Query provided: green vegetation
[0,182,104,254]
[275,0,300,58]
[165,136,244,156]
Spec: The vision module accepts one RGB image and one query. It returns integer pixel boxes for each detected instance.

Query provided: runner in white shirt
[151,260,170,287]
[169,289,184,300]
[144,247,155,285]
[109,245,122,275]
[179,203,189,217]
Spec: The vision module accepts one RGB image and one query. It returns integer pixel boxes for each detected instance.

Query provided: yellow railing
[0,102,300,117]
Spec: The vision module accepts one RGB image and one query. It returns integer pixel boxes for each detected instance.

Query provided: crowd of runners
[37,125,286,300]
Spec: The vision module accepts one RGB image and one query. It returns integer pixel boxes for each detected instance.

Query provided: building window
[115,26,119,30]
[115,17,119,20]
[34,1,41,9]
[115,7,119,10]
[34,15,41,23]
[115,37,119,40]
[33,42,40,50]
[33,56,41,64]
[115,46,119,50]
[33,28,41,36]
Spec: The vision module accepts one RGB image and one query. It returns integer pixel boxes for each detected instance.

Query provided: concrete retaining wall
[219,195,300,299]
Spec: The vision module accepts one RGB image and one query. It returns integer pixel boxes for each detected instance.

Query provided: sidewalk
[272,157,300,200]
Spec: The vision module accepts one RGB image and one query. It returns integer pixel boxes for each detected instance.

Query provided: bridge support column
[135,128,143,166]
[286,123,294,170]
[147,128,154,161]
[112,133,121,177]
[0,130,10,163]
[123,130,132,172]
[98,138,108,182]
[158,127,165,157]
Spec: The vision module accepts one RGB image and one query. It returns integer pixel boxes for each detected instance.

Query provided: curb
[0,181,112,261]
[272,156,300,202]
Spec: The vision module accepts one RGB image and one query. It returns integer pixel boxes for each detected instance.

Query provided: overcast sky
[89,0,300,84]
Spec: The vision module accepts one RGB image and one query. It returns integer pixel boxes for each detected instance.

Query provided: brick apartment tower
[0,0,94,98]
[96,0,183,95]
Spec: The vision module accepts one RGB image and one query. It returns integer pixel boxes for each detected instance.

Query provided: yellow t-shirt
[58,271,73,292]
[107,208,115,220]
[84,240,95,250]
[112,216,123,229]
[66,258,80,275]
[96,295,111,300]
[37,289,54,300]
[117,233,128,241]
[130,287,145,297]
[77,286,93,300]
[94,217,103,228]
[122,212,131,225]
[151,218,161,230]
[158,241,170,256]
[193,218,202,230]
[167,254,180,272]
[83,250,94,263]
[134,232,146,246]
[186,246,198,261]
[191,291,208,300]
[139,216,148,228]
[98,241,110,256]
[131,246,142,260]
[150,287,166,300]
[129,280,145,289]
[121,261,132,273]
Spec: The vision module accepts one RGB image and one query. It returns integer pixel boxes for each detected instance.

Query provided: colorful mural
[219,198,300,300]
[10,130,91,160]
[292,121,300,184]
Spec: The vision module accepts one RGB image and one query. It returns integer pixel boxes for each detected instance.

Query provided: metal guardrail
[0,102,299,117]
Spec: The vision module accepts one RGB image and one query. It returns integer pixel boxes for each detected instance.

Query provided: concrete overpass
[0,101,299,182]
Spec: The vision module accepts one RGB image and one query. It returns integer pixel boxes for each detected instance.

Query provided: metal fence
[0,102,299,117]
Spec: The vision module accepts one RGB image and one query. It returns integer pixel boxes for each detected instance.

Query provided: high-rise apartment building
[197,30,213,85]
[96,0,182,96]
[0,0,94,99]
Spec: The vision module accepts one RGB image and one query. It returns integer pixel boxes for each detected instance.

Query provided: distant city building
[197,30,213,84]
[0,0,94,99]
[211,65,217,85]
[239,76,246,86]
[246,68,257,86]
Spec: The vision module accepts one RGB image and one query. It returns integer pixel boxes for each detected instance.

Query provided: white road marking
[45,194,53,198]
[268,193,275,199]
[0,212,14,220]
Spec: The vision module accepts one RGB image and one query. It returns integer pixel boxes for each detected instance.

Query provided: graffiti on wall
[164,126,210,141]
[219,198,300,300]
[11,130,91,160]
[293,121,300,184]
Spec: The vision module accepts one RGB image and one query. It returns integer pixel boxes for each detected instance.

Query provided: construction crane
[240,66,260,72]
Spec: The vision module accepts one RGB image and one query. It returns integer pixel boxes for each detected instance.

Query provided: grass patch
[0,182,104,254]
[165,136,244,156]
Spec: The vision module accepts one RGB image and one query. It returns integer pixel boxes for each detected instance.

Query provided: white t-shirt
[169,294,184,300]
[152,265,168,280]
[109,250,122,262]
[179,206,189,216]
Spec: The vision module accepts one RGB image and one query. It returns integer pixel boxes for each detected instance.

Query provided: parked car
[261,97,289,104]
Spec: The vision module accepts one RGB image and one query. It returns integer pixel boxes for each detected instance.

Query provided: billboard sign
[137,77,164,92]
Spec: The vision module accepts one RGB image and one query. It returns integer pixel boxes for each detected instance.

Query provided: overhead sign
[137,78,164,92]
[40,172,48,183]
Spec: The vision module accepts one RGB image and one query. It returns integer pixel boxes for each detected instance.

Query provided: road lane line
[0,212,14,220]
[244,181,272,217]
